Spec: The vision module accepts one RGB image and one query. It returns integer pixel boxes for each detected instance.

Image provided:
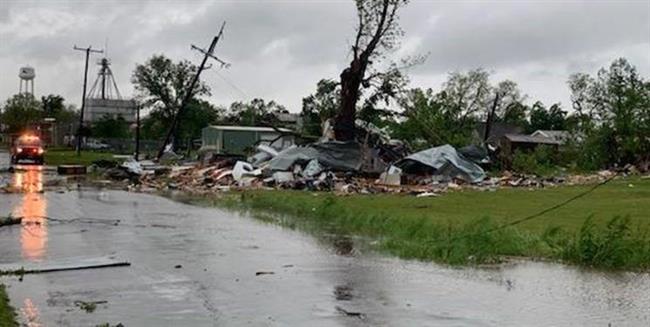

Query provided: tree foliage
[438,69,491,124]
[392,88,476,149]
[132,54,211,121]
[437,69,526,129]
[358,65,408,126]
[528,101,567,132]
[390,69,528,149]
[141,99,221,140]
[1,93,77,134]
[568,58,650,167]
[222,98,287,127]
[42,94,78,124]
[132,54,218,142]
[1,93,42,133]
[301,79,340,136]
[92,114,130,139]
[41,94,65,117]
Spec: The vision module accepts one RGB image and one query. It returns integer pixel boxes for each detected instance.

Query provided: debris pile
[121,121,642,196]
[134,142,624,197]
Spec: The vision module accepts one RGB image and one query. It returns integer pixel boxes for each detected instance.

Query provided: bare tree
[334,0,408,141]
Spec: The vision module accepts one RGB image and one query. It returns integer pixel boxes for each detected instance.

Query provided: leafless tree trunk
[334,0,404,141]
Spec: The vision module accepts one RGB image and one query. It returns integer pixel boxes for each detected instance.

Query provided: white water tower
[19,66,35,94]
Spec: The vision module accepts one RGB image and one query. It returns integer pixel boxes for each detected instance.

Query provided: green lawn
[235,177,649,234]
[44,149,118,166]
[204,176,650,269]
[0,285,17,327]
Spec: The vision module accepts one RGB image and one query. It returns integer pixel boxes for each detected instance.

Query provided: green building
[200,125,295,155]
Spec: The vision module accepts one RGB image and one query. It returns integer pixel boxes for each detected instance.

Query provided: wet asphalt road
[0,151,649,326]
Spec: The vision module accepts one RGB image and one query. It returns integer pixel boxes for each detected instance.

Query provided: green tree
[358,65,409,127]
[301,79,340,136]
[437,69,491,125]
[92,114,131,138]
[393,69,526,149]
[178,99,223,140]
[41,94,65,117]
[222,98,286,126]
[1,93,43,133]
[568,58,650,166]
[41,94,77,124]
[392,88,475,149]
[501,102,529,129]
[132,54,211,123]
[493,80,528,128]
[132,54,214,144]
[437,70,525,127]
[528,101,567,132]
[141,99,222,140]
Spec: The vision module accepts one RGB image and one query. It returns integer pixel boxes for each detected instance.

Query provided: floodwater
[0,151,649,326]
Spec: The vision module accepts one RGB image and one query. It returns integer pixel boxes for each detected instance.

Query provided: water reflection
[11,166,47,261]
[22,298,43,327]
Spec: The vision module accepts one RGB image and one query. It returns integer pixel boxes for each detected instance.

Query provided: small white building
[201,125,294,155]
[84,98,137,123]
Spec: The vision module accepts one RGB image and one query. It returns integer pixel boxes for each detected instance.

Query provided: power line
[490,172,618,231]
[213,69,249,99]
[429,172,620,245]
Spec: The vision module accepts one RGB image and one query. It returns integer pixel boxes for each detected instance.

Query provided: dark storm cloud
[0,0,648,111]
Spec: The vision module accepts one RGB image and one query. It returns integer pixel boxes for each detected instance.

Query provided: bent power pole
[156,22,228,160]
[73,45,103,156]
[135,103,141,161]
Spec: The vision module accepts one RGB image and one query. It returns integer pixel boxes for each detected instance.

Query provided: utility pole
[484,93,500,143]
[135,103,141,161]
[73,45,103,156]
[156,22,229,160]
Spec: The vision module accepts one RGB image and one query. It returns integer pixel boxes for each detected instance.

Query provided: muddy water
[0,153,648,326]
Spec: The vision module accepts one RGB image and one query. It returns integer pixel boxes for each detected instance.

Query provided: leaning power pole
[73,45,103,156]
[135,103,141,161]
[156,22,229,160]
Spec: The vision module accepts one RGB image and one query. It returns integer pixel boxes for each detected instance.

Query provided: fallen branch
[336,306,366,319]
[0,215,22,227]
[74,300,108,313]
[0,262,130,276]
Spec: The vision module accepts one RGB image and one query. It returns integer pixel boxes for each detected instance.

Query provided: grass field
[195,176,650,270]
[0,285,17,327]
[44,149,118,166]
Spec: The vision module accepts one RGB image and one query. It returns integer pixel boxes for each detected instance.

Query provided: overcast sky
[1,0,648,113]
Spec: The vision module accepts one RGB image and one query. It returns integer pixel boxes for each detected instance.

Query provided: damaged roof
[205,125,293,133]
[503,133,562,145]
[531,130,571,142]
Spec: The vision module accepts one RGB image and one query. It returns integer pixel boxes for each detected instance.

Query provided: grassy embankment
[0,285,17,327]
[44,149,117,166]
[196,176,650,270]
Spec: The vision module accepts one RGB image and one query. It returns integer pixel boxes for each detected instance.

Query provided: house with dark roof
[473,122,523,145]
[499,133,562,166]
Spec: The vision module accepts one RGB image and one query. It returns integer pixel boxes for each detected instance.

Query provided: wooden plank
[57,165,87,175]
[0,256,130,275]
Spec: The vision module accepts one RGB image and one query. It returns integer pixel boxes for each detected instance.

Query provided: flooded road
[0,152,649,326]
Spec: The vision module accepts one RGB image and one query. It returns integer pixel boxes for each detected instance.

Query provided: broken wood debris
[0,215,22,227]
[74,300,108,313]
[121,122,644,197]
[0,257,131,276]
[336,306,366,319]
